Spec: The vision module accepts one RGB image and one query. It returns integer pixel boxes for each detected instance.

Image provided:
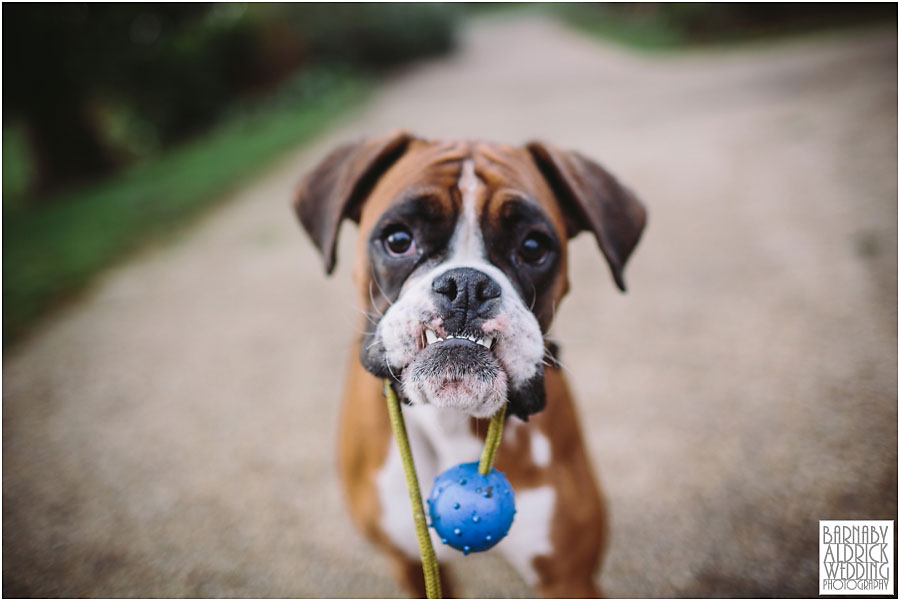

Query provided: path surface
[4,16,897,598]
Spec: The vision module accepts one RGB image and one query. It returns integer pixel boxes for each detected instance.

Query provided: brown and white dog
[294,131,646,598]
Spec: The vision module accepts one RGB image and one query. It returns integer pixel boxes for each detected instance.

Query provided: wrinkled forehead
[357,139,565,235]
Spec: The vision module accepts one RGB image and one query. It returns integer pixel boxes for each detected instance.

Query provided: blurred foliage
[274,3,458,66]
[3,124,34,210]
[2,3,458,346]
[553,3,897,50]
[3,3,458,196]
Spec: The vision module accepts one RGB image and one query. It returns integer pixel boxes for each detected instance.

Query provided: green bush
[286,3,458,67]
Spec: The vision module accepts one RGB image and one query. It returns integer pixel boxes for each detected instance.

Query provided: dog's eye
[518,232,551,265]
[383,226,415,256]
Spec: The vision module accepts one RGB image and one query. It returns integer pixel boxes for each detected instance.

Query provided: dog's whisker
[370,267,395,309]
[557,363,574,375]
[354,307,380,327]
[551,357,573,374]
[384,357,399,381]
[368,281,385,317]
[541,345,572,373]
[340,301,380,330]
[340,298,370,318]
[540,300,560,338]
[335,305,377,335]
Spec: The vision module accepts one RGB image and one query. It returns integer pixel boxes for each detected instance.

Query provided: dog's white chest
[375,405,556,585]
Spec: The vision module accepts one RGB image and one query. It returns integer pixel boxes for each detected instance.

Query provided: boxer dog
[294,131,646,598]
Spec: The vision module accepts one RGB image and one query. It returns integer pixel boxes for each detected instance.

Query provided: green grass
[3,69,370,346]
[552,4,690,50]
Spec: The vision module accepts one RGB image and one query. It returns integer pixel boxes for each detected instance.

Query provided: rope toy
[384,380,516,599]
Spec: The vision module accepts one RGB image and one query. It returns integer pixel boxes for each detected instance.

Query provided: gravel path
[4,16,896,598]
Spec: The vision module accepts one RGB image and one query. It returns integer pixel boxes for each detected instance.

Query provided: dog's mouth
[401,326,508,418]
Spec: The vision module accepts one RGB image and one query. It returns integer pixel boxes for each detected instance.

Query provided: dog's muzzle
[403,267,509,418]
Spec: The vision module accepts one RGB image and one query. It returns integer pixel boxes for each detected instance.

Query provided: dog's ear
[294,130,414,274]
[527,141,647,291]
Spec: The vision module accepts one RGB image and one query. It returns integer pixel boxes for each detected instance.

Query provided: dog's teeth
[473,335,491,348]
[434,331,495,349]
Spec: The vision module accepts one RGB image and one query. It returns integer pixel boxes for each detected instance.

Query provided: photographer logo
[820,520,893,595]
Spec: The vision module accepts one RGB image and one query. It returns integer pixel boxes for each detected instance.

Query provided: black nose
[432,267,501,321]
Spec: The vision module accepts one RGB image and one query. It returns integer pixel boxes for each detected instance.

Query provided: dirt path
[4,16,896,598]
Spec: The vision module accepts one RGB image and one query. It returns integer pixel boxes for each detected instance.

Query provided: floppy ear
[527,141,647,291]
[293,130,414,274]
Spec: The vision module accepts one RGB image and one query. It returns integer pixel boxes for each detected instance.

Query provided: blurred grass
[3,68,369,346]
[552,3,897,51]
[554,4,689,49]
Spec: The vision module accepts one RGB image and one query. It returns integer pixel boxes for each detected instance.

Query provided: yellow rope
[383,380,442,599]
[383,379,507,599]
[478,403,506,475]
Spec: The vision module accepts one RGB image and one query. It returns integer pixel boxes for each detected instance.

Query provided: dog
[293,131,646,597]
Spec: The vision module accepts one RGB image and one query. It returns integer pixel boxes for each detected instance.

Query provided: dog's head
[294,131,646,420]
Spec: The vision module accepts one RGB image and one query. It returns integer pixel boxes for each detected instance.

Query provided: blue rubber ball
[427,462,516,555]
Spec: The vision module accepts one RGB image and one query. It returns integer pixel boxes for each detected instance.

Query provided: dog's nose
[432,267,501,319]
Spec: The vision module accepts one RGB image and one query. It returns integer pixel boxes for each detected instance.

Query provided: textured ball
[427,462,516,555]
